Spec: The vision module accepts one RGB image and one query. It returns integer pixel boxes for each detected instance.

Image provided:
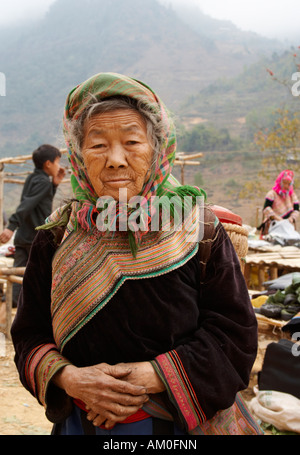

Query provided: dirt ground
[0,339,53,435]
[0,305,281,436]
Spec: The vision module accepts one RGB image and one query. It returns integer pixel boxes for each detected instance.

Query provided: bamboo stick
[0,165,3,232]
[5,280,12,339]
[7,275,23,284]
[0,155,33,164]
[176,152,203,160]
[4,178,26,184]
[0,148,68,165]
[174,160,201,165]
[0,269,24,338]
[0,267,26,276]
[5,171,31,176]
[4,177,71,186]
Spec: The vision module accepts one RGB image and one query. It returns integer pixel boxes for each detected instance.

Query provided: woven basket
[222,222,248,272]
[210,205,248,272]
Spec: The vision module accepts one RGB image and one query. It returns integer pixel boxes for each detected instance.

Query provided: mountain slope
[0,0,287,156]
[180,49,300,138]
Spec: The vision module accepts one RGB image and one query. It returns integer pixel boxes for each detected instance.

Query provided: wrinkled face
[81,109,153,201]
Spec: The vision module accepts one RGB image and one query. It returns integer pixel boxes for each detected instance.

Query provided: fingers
[114,390,149,407]
[116,379,148,396]
[0,229,13,244]
[100,363,132,379]
[87,403,144,428]
[103,420,116,430]
[86,410,106,427]
[69,363,150,430]
[86,409,98,422]
[113,361,166,394]
[85,389,149,428]
[98,364,148,396]
[89,415,115,430]
[87,389,148,411]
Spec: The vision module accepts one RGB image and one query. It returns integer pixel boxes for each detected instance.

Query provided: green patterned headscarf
[55,72,205,255]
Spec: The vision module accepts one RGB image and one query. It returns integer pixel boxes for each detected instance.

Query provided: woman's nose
[106,143,128,168]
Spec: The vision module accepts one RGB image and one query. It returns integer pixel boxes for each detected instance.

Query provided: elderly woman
[11,73,261,435]
[261,169,299,234]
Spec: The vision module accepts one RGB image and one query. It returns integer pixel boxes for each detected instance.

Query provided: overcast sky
[0,0,299,41]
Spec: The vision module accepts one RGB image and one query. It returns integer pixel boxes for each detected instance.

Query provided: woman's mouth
[105,178,131,187]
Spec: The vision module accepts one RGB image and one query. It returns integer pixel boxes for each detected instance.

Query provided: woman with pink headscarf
[261,170,299,234]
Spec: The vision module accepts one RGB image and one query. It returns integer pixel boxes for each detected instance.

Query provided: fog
[166,0,300,41]
[0,0,299,41]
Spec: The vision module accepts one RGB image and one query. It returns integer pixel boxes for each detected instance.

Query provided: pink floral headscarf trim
[272,169,294,197]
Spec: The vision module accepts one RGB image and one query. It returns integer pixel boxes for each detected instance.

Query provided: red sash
[74,399,150,426]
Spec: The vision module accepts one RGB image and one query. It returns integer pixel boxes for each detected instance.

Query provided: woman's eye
[91,143,106,149]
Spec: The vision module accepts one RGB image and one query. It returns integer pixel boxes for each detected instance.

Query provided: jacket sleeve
[151,223,258,432]
[7,178,55,231]
[262,190,276,220]
[291,192,300,221]
[10,229,73,423]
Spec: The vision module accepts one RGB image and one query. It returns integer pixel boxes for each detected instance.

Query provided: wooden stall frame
[0,267,25,339]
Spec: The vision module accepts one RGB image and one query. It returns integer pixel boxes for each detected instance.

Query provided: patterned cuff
[25,343,72,406]
[152,351,206,431]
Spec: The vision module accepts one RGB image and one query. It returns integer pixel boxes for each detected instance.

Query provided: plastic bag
[249,388,300,433]
[267,219,300,246]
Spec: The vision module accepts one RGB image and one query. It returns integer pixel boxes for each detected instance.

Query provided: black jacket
[11,224,258,426]
[7,168,57,246]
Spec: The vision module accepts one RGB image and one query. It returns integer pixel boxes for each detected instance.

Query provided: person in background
[261,169,299,235]
[0,144,65,306]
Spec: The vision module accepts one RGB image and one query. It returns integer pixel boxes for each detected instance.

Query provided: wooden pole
[0,267,26,276]
[0,148,67,165]
[5,280,12,340]
[174,160,200,166]
[256,207,261,229]
[180,163,185,185]
[1,271,24,339]
[176,152,203,160]
[0,163,4,232]
[3,275,23,340]
[3,178,26,185]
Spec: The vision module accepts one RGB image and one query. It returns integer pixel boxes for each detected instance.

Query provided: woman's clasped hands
[53,361,165,429]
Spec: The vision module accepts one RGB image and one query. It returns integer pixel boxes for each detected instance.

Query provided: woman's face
[281,178,292,191]
[81,109,153,201]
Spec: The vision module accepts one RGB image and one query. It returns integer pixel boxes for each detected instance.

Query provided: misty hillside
[0,0,288,157]
[169,1,286,53]
[180,48,300,139]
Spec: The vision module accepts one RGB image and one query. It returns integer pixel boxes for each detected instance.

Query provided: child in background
[0,144,65,306]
